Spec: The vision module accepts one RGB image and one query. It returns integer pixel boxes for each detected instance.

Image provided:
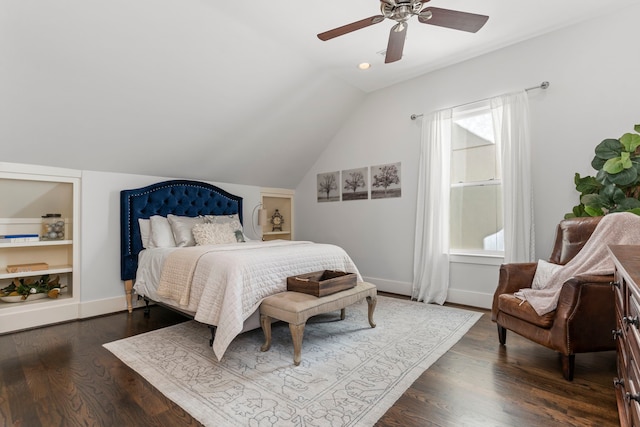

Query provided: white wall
[294,4,640,308]
[79,170,262,317]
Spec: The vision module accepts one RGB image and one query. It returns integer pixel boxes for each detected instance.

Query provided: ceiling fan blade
[317,15,385,41]
[385,22,407,64]
[418,7,489,33]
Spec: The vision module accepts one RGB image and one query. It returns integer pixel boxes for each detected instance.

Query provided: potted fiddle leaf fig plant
[566,124,640,218]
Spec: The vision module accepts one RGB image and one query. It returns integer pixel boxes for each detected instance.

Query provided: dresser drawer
[627,296,640,375]
[616,270,628,314]
[628,357,640,427]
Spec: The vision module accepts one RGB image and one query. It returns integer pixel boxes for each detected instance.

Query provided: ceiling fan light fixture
[317,1,489,64]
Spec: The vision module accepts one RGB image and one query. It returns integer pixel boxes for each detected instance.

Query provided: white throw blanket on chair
[515,212,640,315]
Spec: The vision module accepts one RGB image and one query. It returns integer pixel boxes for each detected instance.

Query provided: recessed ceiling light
[358,62,371,70]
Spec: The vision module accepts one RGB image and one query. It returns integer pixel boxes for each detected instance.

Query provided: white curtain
[491,91,535,263]
[412,109,452,304]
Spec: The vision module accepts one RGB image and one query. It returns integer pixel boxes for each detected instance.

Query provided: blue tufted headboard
[120,179,243,281]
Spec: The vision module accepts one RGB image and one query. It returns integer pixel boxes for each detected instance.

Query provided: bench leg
[260,314,272,352]
[366,295,377,328]
[289,323,305,366]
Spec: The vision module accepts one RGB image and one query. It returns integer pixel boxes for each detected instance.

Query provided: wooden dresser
[609,245,640,427]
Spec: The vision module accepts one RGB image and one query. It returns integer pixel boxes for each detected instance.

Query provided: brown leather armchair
[491,216,616,380]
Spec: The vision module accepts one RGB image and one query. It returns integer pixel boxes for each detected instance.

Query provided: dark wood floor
[0,294,619,427]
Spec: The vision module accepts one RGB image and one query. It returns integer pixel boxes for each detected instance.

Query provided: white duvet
[133,240,362,360]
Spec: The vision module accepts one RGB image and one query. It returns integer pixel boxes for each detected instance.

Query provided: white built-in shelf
[0,162,80,333]
[0,265,73,280]
[0,291,73,312]
[263,231,291,236]
[0,240,72,249]
[261,188,294,241]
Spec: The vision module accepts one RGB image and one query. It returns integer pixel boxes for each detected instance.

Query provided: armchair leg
[497,325,507,345]
[560,354,575,381]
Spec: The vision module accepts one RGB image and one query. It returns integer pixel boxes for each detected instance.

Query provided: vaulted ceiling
[2,0,638,188]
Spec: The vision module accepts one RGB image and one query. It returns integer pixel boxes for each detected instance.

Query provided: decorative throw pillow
[205,214,242,229]
[205,214,246,241]
[138,218,150,248]
[167,214,205,247]
[531,259,564,290]
[148,215,176,248]
[192,223,238,245]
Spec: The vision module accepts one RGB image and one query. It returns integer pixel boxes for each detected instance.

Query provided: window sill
[450,252,504,266]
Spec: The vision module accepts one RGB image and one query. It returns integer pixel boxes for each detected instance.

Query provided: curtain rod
[410,81,550,120]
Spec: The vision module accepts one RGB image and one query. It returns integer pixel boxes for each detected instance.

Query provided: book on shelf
[0,234,40,243]
[6,262,49,273]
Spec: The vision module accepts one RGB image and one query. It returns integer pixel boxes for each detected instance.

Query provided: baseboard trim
[362,276,412,296]
[446,288,492,309]
[78,294,145,318]
[363,276,492,309]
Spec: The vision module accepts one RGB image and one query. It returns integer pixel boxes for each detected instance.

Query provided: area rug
[104,296,481,426]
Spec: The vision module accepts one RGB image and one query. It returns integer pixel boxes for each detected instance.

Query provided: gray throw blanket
[515,212,640,315]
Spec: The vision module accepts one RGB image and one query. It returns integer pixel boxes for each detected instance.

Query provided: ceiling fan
[317,0,489,64]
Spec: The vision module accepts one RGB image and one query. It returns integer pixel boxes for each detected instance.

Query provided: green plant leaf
[584,205,604,216]
[602,184,626,204]
[616,197,640,211]
[609,167,638,186]
[603,157,626,174]
[595,169,612,185]
[634,124,640,134]
[569,204,588,218]
[581,193,606,208]
[574,173,601,194]
[628,207,640,216]
[591,156,606,170]
[594,139,622,159]
[621,133,640,153]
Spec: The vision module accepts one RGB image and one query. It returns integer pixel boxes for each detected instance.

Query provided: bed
[120,179,362,360]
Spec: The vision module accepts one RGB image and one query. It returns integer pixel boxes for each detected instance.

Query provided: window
[449,102,503,255]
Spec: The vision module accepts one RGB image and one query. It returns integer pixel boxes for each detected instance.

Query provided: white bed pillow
[167,214,205,247]
[148,215,177,248]
[531,259,563,290]
[138,218,150,248]
[192,222,238,245]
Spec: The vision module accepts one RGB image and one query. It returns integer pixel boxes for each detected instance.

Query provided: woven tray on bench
[286,270,356,297]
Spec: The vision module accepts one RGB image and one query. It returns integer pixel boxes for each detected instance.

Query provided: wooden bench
[259,282,377,365]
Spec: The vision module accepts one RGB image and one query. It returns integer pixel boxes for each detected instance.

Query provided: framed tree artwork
[342,167,368,201]
[317,171,340,202]
[371,162,401,199]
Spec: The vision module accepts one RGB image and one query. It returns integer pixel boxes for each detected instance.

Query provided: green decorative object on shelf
[566,123,640,218]
[0,274,63,301]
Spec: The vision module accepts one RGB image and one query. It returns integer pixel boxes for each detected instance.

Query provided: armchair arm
[491,262,537,320]
[550,274,616,354]
[497,263,538,293]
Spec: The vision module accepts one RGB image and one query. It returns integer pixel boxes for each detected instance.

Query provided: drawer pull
[614,378,625,387]
[613,329,623,340]
[626,392,640,403]
[611,281,621,289]
[623,316,640,328]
